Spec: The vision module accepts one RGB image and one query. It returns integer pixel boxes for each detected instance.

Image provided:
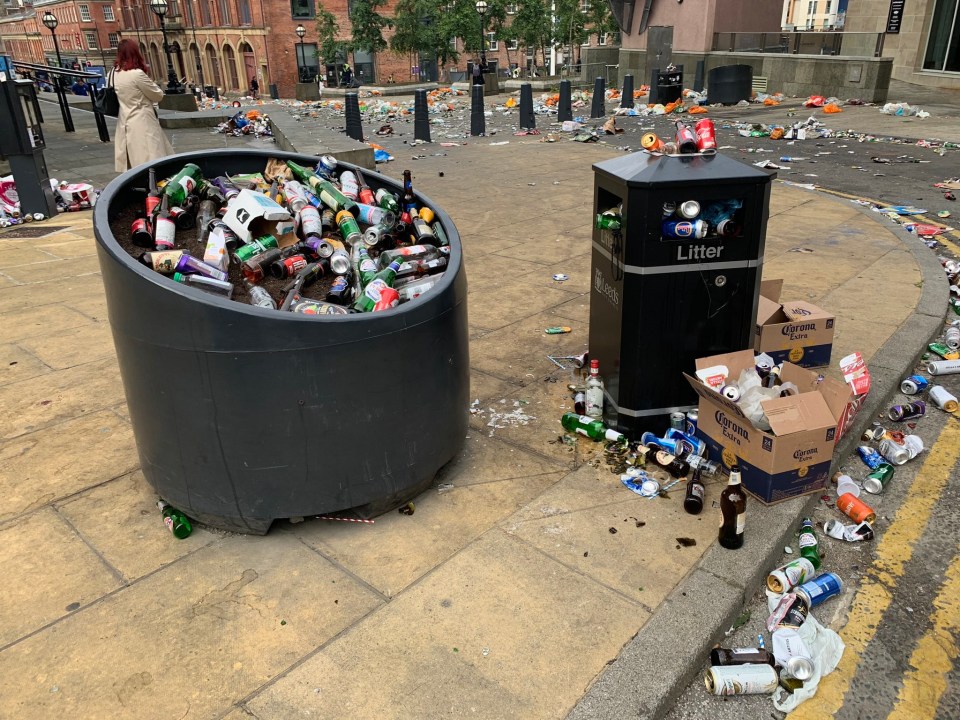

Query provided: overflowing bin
[93,149,469,534]
[588,150,773,436]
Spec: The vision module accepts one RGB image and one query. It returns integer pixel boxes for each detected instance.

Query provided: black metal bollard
[414,88,431,142]
[519,83,535,130]
[590,77,605,119]
[344,92,364,142]
[620,74,634,109]
[558,80,572,123]
[470,84,485,136]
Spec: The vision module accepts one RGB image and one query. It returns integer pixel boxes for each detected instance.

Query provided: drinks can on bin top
[695,118,717,151]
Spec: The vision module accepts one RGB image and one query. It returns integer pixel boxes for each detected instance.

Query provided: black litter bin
[652,67,683,105]
[708,64,753,105]
[588,151,773,436]
[204,85,219,100]
[93,149,470,534]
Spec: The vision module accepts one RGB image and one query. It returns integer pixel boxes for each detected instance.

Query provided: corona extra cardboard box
[755,279,835,368]
[685,350,849,504]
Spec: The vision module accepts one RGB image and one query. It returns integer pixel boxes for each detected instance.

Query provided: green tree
[314,2,347,68]
[391,0,465,77]
[554,0,587,73]
[512,0,552,72]
[349,0,392,81]
[584,0,618,43]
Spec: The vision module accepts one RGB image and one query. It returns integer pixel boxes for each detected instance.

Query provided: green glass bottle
[353,260,401,312]
[162,163,203,206]
[157,500,192,539]
[356,247,378,286]
[559,412,625,443]
[286,161,358,216]
[797,517,821,569]
[375,188,400,215]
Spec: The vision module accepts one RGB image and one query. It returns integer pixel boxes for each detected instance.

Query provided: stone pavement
[0,103,946,719]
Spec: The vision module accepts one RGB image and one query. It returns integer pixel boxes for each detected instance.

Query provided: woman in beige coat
[113,39,174,172]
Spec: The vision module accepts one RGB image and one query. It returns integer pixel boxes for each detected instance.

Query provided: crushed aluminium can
[888,401,926,422]
[900,375,929,395]
[704,664,778,696]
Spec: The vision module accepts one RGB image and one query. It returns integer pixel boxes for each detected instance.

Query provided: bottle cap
[173,272,185,282]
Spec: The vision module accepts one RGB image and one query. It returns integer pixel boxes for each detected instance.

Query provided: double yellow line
[789,419,960,719]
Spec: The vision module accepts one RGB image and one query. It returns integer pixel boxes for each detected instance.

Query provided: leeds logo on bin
[594,268,620,308]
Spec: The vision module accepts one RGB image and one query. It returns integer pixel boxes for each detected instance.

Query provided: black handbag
[92,70,120,117]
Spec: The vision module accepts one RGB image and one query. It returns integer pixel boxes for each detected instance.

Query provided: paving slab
[245,530,645,720]
[0,534,384,719]
[0,409,137,524]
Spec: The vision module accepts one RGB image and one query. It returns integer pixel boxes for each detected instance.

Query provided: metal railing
[11,60,110,141]
[711,31,885,58]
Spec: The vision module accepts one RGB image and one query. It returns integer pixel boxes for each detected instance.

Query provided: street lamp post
[41,10,75,133]
[41,11,62,68]
[149,0,184,93]
[295,24,306,83]
[475,0,488,63]
[183,0,205,89]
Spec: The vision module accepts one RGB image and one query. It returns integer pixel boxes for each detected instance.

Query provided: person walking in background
[249,77,259,99]
[112,39,173,172]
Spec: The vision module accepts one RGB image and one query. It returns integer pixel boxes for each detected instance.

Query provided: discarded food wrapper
[695,364,728,389]
[552,273,569,281]
[878,205,927,215]
[544,326,572,335]
[621,475,661,497]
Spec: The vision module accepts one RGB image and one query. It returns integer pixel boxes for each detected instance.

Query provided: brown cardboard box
[685,350,850,504]
[755,279,835,368]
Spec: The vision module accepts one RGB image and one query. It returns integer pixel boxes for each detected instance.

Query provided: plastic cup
[836,475,860,497]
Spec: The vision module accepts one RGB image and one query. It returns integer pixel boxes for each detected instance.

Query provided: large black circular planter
[94,149,469,534]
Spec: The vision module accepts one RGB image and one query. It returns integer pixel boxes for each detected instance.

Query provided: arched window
[223,44,239,89]
[205,43,222,87]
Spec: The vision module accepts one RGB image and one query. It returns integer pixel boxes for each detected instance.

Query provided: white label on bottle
[155,218,176,249]
[178,176,196,195]
[798,534,817,548]
[656,451,675,465]
[575,428,589,437]
[691,484,704,500]
[736,512,746,535]
[731,648,757,655]
[364,279,386,302]
[586,387,604,416]
[577,414,594,424]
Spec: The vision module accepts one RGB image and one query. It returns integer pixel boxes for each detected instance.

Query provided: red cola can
[270,254,309,279]
[695,118,717,152]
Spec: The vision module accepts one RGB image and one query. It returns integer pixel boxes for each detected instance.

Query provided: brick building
[0,0,121,69]
[1,0,618,96]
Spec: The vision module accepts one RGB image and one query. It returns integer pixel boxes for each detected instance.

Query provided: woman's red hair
[115,39,149,72]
